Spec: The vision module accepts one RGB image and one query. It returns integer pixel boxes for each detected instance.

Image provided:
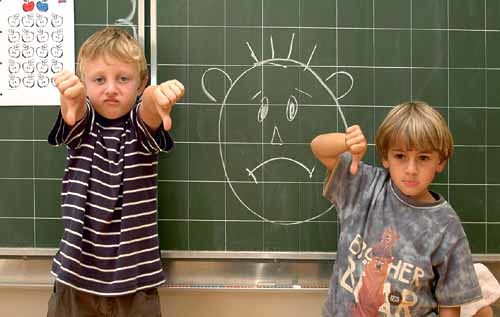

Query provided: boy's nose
[104,81,118,94]
[406,160,418,174]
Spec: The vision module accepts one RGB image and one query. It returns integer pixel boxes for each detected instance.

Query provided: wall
[0,287,325,317]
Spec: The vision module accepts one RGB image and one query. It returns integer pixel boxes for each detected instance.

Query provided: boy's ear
[138,75,148,94]
[382,158,389,169]
[436,159,447,173]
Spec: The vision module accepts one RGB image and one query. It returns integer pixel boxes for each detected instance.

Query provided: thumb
[350,155,361,175]
[162,114,172,131]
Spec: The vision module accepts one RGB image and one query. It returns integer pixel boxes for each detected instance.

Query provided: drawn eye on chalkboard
[257,96,269,123]
[201,33,354,226]
[285,95,299,122]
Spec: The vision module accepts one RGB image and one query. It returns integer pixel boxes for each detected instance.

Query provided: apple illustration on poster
[36,44,49,58]
[21,14,34,27]
[23,1,35,12]
[50,44,63,58]
[36,0,49,12]
[22,60,35,73]
[36,14,48,27]
[9,75,21,89]
[8,45,21,58]
[23,75,36,88]
[8,30,20,43]
[8,14,21,27]
[37,75,50,88]
[22,44,35,58]
[36,59,49,73]
[8,60,21,74]
[37,29,49,43]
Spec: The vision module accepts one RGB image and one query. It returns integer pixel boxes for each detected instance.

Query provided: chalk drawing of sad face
[202,34,353,225]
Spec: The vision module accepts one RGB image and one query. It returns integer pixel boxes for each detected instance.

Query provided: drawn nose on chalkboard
[270,126,283,146]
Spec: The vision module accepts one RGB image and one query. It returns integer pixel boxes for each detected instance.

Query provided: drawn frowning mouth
[245,157,315,184]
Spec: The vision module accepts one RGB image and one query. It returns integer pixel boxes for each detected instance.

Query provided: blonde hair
[76,27,148,82]
[375,101,454,161]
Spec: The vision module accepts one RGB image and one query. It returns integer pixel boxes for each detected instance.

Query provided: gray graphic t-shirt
[322,153,481,317]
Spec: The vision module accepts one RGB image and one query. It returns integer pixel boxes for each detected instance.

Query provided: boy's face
[382,141,446,203]
[83,56,146,119]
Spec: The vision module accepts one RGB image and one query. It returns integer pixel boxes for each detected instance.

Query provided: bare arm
[474,306,494,317]
[310,125,367,175]
[53,70,87,127]
[140,80,185,132]
[439,306,460,317]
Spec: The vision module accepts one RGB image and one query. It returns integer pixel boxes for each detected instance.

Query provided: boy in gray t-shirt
[311,101,482,317]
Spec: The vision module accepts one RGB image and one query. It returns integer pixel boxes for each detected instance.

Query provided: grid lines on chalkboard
[0,0,499,254]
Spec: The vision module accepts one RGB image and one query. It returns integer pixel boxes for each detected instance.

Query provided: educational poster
[0,0,74,105]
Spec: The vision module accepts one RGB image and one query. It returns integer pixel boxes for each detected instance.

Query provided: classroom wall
[0,287,325,317]
[1,286,499,317]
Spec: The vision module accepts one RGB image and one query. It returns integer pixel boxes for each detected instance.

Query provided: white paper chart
[0,0,74,106]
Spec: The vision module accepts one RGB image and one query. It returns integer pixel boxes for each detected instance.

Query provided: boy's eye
[94,77,104,84]
[119,76,129,83]
[394,153,405,160]
[419,155,430,161]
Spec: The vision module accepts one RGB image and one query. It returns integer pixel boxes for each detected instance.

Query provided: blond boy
[311,101,482,317]
[47,27,183,316]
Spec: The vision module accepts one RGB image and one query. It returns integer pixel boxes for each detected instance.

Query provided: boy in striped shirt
[47,27,184,316]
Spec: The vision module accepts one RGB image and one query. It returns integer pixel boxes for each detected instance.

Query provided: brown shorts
[47,281,162,317]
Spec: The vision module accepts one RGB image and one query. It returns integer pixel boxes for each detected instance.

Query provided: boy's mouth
[402,180,418,187]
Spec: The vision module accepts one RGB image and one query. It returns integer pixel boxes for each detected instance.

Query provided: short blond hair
[375,101,454,161]
[76,27,148,82]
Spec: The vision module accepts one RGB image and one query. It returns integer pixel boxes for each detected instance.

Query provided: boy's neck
[390,181,444,207]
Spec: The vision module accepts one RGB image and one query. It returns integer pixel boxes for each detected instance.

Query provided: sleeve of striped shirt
[48,101,92,148]
[133,102,174,154]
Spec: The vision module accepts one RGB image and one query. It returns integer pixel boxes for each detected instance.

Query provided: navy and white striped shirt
[48,99,173,296]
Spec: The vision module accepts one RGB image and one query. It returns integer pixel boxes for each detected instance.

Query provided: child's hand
[345,125,367,175]
[152,80,185,131]
[53,70,86,126]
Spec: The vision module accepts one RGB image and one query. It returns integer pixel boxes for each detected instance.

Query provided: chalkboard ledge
[0,248,499,261]
[0,248,336,260]
[0,253,500,290]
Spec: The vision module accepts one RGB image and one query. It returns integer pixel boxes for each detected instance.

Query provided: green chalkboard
[1,0,500,255]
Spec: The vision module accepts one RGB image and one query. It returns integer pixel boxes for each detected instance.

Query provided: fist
[53,70,86,126]
[153,80,185,131]
[53,70,85,100]
[345,125,367,175]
